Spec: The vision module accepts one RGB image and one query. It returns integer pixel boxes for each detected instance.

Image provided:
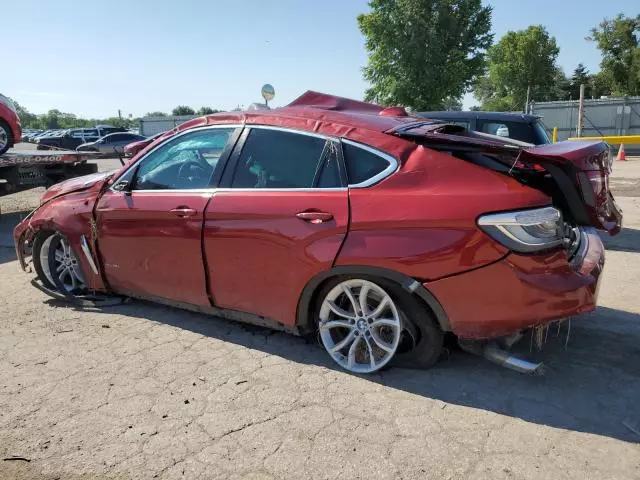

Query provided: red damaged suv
[14,92,622,374]
[0,93,22,155]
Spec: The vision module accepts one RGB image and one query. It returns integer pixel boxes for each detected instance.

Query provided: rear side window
[342,141,393,186]
[231,128,339,189]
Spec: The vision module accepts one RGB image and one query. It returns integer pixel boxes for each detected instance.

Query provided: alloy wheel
[318,279,402,374]
[0,124,8,152]
[40,234,87,292]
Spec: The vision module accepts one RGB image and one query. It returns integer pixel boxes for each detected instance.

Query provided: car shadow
[601,227,640,253]
[0,211,29,265]
[51,298,640,444]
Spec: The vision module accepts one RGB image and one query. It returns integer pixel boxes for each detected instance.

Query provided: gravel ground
[0,150,639,479]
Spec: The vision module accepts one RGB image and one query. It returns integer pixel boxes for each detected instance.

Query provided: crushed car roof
[177,91,434,136]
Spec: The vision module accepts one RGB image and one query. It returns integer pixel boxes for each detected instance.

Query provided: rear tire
[314,275,443,373]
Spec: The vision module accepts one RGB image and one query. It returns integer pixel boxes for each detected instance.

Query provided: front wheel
[316,277,443,374]
[33,232,87,294]
[0,121,12,155]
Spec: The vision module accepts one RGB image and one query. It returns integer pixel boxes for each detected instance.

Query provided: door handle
[295,211,334,224]
[170,207,197,217]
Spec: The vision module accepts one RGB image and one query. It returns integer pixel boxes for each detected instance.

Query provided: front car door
[95,125,240,306]
[203,126,349,326]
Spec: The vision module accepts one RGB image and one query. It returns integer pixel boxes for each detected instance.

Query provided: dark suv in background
[37,126,127,151]
[417,111,551,145]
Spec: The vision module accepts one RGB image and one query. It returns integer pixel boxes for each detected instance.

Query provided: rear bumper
[427,228,604,339]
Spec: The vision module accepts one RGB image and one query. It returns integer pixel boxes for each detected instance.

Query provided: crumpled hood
[40,171,113,205]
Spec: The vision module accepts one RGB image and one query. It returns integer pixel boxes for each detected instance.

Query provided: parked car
[36,128,100,150]
[21,129,40,142]
[33,129,64,142]
[14,91,621,374]
[95,125,128,137]
[77,132,146,156]
[417,111,551,145]
[25,129,46,142]
[37,126,128,150]
[123,131,166,157]
[0,93,22,155]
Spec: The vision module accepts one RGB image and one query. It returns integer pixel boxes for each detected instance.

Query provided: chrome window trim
[215,187,347,193]
[110,122,398,193]
[246,124,332,141]
[122,189,216,194]
[109,124,242,193]
[341,139,399,188]
[113,187,348,194]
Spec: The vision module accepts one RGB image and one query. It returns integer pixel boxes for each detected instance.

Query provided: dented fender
[13,187,107,292]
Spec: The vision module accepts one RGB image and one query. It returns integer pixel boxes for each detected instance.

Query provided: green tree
[553,68,571,101]
[43,109,62,129]
[474,25,560,111]
[171,106,196,116]
[145,111,167,117]
[588,14,640,96]
[442,96,463,111]
[197,107,220,115]
[567,63,590,99]
[357,0,493,110]
[590,71,613,98]
[8,98,38,128]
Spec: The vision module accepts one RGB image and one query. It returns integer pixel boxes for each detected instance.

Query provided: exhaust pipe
[482,343,544,375]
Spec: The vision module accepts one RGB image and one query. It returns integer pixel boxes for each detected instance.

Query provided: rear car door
[203,126,349,326]
[95,125,240,306]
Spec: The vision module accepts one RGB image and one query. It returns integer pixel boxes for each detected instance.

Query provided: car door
[95,125,240,306]
[203,126,349,326]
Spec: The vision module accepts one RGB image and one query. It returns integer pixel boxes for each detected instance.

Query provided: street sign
[261,84,275,105]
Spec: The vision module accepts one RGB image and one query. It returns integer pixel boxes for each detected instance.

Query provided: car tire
[0,121,13,155]
[33,231,87,294]
[314,275,443,373]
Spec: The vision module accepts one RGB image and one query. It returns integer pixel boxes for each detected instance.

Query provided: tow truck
[0,149,100,197]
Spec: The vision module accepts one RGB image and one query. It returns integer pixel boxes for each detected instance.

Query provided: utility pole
[576,84,585,137]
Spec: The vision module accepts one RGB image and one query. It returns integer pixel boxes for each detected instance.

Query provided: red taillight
[577,170,609,209]
[586,170,607,198]
[576,169,621,233]
[513,160,545,172]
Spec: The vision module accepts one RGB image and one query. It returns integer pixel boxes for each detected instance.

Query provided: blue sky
[2,0,638,117]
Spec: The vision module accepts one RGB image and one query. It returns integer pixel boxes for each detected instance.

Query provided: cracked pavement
[0,158,639,479]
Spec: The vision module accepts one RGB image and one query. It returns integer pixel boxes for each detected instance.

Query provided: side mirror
[112,179,131,193]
